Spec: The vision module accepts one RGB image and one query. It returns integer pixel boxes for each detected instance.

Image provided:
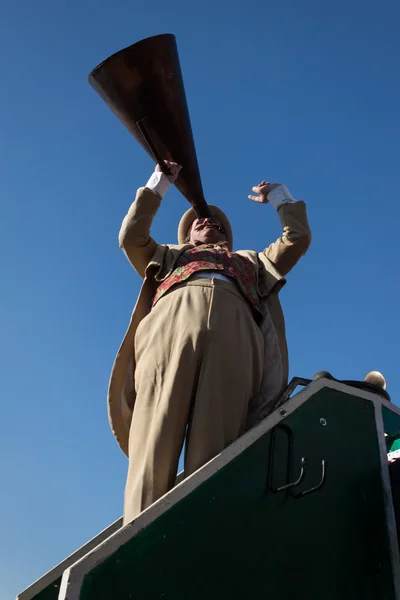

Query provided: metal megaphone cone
[88,34,210,218]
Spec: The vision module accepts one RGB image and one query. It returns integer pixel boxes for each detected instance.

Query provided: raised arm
[249,181,311,276]
[118,162,181,278]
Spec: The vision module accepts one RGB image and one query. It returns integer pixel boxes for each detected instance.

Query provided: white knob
[364,371,387,390]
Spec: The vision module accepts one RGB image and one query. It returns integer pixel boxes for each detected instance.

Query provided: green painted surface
[390,438,400,452]
[383,406,400,453]
[79,389,395,600]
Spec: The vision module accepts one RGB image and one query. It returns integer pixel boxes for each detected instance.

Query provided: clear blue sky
[1,0,399,596]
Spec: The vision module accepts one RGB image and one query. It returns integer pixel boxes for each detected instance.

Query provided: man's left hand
[248,181,281,204]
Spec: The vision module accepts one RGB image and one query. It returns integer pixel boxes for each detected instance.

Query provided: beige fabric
[109,187,311,456]
[123,278,264,524]
[177,204,233,249]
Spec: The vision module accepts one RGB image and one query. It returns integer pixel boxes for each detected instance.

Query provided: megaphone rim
[88,33,177,82]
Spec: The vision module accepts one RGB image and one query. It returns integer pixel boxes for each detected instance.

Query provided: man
[109,161,311,524]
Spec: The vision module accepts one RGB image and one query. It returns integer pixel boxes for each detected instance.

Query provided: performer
[109,162,311,524]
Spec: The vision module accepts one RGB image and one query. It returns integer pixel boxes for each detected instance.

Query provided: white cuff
[145,171,171,198]
[267,185,296,209]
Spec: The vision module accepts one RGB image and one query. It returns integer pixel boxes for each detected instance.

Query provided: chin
[193,230,226,245]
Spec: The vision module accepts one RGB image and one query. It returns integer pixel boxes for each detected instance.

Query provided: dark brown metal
[88,34,211,218]
[136,118,171,176]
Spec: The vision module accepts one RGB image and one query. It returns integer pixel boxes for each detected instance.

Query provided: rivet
[280,409,287,417]
[320,418,327,426]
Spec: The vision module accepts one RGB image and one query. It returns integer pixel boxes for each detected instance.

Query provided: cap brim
[177,205,233,250]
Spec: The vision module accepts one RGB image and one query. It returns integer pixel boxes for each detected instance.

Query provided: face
[188,217,227,246]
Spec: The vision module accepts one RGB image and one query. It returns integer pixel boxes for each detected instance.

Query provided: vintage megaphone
[88,34,211,218]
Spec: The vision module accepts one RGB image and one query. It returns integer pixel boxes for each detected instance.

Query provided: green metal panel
[383,406,400,453]
[382,406,400,436]
[77,388,396,600]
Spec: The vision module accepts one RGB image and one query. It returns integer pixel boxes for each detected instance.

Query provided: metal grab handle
[292,460,326,498]
[268,425,326,498]
[268,424,306,494]
[275,457,306,492]
[271,377,312,412]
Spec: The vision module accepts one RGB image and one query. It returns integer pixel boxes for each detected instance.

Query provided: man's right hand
[155,161,182,183]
